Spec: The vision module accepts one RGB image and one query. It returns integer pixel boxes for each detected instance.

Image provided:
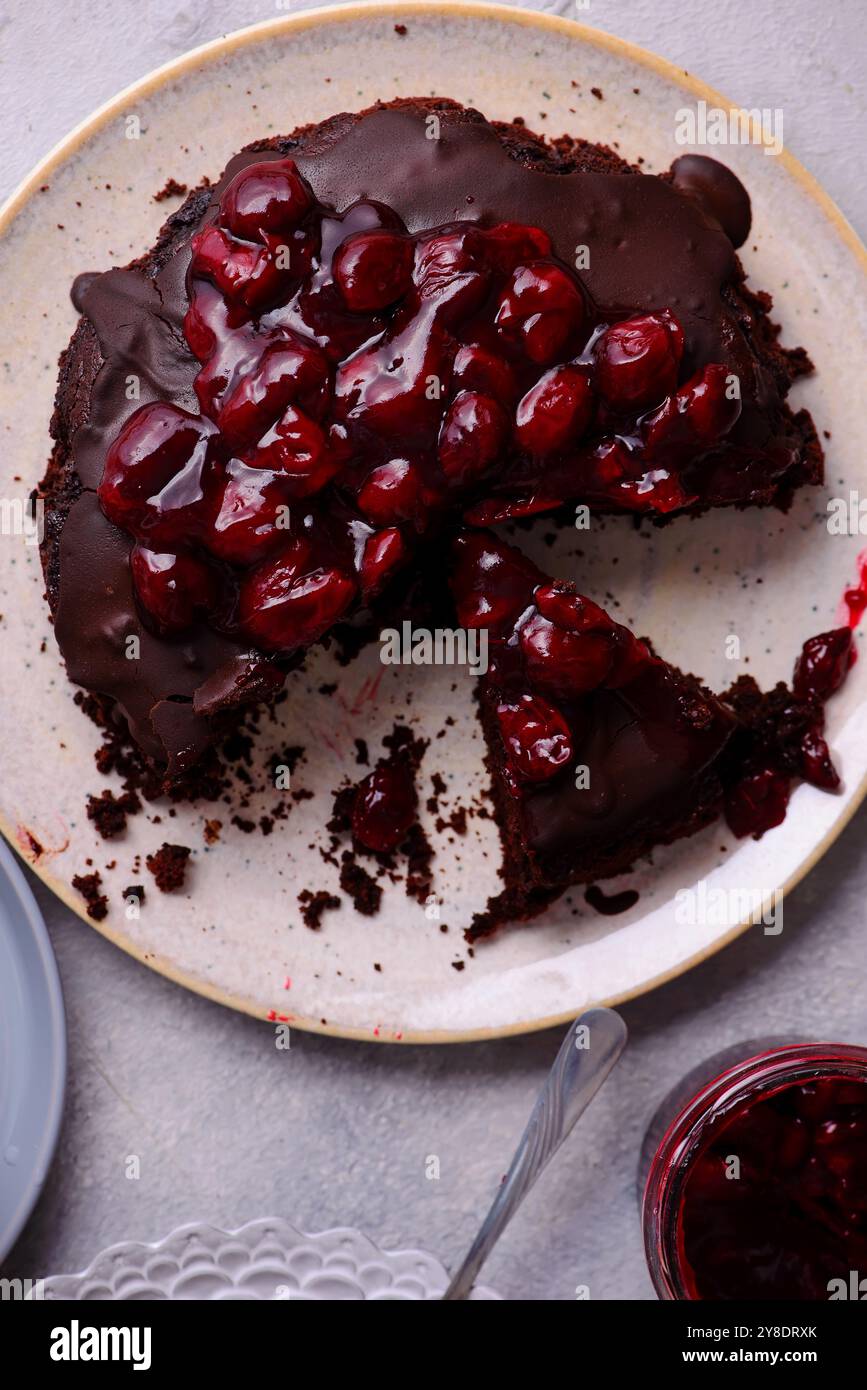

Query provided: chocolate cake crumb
[339,852,382,916]
[72,871,108,921]
[354,737,369,766]
[154,177,188,202]
[86,787,141,839]
[591,86,604,100]
[145,842,191,892]
[298,888,342,930]
[405,822,435,904]
[394,22,407,35]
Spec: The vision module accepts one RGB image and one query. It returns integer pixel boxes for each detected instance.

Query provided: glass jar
[641,1040,867,1300]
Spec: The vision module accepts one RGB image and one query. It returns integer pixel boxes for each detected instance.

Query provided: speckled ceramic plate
[35,1217,500,1300]
[0,3,865,1042]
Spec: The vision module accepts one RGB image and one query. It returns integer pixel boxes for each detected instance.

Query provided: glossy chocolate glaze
[50,104,791,775]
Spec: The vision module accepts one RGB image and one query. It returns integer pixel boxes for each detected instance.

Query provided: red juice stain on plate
[584,884,640,915]
[839,547,867,636]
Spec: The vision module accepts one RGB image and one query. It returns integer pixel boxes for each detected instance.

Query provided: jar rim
[642,1041,867,1300]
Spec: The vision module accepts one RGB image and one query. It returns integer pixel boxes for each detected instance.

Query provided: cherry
[515,366,594,455]
[203,461,297,566]
[335,318,448,439]
[451,343,518,404]
[247,406,341,496]
[239,554,356,652]
[496,694,574,783]
[519,612,615,697]
[616,468,692,514]
[462,492,566,527]
[480,222,552,274]
[450,531,539,633]
[333,229,414,311]
[800,724,840,790]
[725,765,791,838]
[98,402,215,545]
[190,224,303,313]
[413,228,488,324]
[793,629,853,701]
[534,582,613,636]
[495,261,586,365]
[643,363,742,456]
[351,758,417,853]
[220,158,312,241]
[130,545,219,635]
[357,458,426,526]
[594,310,683,410]
[359,527,410,598]
[216,335,331,448]
[190,224,261,300]
[438,390,508,486]
[184,280,223,363]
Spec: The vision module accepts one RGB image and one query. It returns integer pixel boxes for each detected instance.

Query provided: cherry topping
[216,335,331,447]
[793,629,853,701]
[496,693,574,782]
[359,527,410,599]
[248,407,340,496]
[203,461,296,565]
[519,613,615,698]
[594,310,683,410]
[450,530,539,633]
[220,158,312,241]
[495,262,586,365]
[725,765,791,838]
[515,366,594,455]
[452,343,518,404]
[351,758,418,853]
[239,552,356,652]
[98,402,215,545]
[438,391,508,486]
[333,229,414,311]
[534,582,614,635]
[357,458,426,526]
[480,222,552,274]
[413,228,488,323]
[130,545,219,635]
[644,363,742,456]
[800,724,841,791]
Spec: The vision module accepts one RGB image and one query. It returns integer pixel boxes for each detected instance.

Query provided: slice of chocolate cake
[450,531,737,935]
[450,532,852,939]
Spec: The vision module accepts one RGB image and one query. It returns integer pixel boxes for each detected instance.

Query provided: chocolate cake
[40,98,839,935]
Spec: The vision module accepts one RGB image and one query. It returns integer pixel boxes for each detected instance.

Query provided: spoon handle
[441,1007,628,1301]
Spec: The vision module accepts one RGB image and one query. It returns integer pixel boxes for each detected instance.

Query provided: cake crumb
[72,871,108,921]
[86,787,141,839]
[298,888,341,930]
[154,177,188,202]
[146,842,191,892]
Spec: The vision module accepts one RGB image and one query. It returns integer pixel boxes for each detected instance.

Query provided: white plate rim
[0,0,865,1044]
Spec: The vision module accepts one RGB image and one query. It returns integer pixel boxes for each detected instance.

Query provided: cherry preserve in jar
[641,1041,867,1300]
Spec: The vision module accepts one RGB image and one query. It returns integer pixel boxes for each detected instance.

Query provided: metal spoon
[442,1007,628,1300]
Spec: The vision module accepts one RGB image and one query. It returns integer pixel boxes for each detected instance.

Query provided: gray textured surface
[2,0,866,1301]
